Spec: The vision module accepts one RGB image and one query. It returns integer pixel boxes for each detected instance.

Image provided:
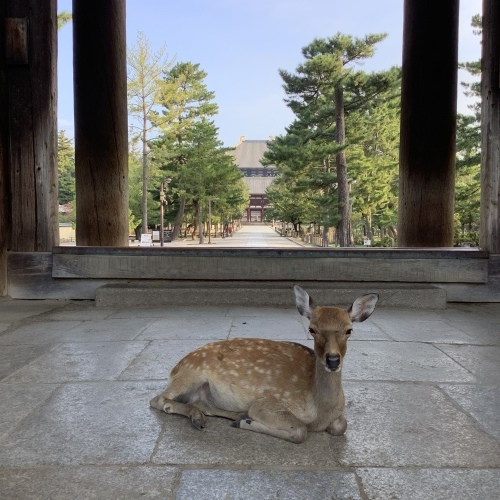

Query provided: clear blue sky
[57,0,481,148]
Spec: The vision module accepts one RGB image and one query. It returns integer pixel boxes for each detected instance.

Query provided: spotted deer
[150,285,378,443]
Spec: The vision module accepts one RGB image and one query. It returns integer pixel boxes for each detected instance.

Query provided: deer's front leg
[326,414,347,436]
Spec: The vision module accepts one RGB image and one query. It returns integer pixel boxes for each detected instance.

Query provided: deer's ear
[294,285,316,319]
[348,293,379,323]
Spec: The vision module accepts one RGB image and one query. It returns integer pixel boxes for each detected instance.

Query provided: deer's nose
[326,354,341,371]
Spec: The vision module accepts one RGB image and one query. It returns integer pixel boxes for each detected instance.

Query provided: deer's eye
[346,329,353,336]
[308,328,316,335]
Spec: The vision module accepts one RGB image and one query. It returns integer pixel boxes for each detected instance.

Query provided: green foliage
[156,62,218,141]
[57,130,75,206]
[128,151,146,233]
[57,11,71,30]
[347,70,401,238]
[454,15,481,246]
[266,32,400,245]
[128,210,141,235]
[148,62,248,238]
[128,32,174,144]
[153,119,248,220]
[127,32,175,232]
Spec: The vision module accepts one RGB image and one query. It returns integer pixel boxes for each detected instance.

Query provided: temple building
[230,136,277,222]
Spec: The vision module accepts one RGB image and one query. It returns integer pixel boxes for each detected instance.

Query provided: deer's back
[170,338,316,412]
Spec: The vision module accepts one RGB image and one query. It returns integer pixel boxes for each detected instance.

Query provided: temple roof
[230,138,274,170]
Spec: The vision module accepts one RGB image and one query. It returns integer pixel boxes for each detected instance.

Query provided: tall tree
[127,32,174,234]
[153,117,247,241]
[263,119,339,244]
[347,68,401,241]
[455,14,481,245]
[279,33,389,246]
[154,62,218,239]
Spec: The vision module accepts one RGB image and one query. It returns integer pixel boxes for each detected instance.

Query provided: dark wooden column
[480,0,500,253]
[4,0,59,252]
[73,0,129,246]
[0,1,10,295]
[398,0,459,247]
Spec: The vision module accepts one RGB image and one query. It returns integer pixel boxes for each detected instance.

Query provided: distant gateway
[230,136,277,223]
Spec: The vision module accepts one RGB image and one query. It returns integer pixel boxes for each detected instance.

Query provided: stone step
[95,281,447,309]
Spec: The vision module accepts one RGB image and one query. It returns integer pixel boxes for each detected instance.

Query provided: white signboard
[140,234,153,247]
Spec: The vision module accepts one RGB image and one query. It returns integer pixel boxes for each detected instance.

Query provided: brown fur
[150,285,378,443]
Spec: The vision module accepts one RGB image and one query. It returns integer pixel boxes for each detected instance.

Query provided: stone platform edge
[94,281,447,309]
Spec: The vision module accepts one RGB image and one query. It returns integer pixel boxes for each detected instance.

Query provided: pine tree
[347,68,401,243]
[153,62,219,240]
[455,15,481,245]
[278,33,391,246]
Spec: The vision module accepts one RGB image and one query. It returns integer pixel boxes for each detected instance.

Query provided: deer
[149,285,378,443]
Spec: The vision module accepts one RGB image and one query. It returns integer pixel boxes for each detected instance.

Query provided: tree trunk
[193,200,203,243]
[322,225,329,247]
[335,85,352,247]
[172,196,186,240]
[365,211,373,241]
[141,113,148,234]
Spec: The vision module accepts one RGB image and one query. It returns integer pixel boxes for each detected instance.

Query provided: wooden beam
[51,247,488,283]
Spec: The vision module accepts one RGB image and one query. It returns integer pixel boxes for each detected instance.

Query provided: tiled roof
[230,139,273,169]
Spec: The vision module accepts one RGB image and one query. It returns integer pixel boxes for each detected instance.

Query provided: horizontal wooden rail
[51,247,488,283]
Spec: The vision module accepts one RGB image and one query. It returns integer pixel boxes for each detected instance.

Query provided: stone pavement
[130,223,312,248]
[0,295,499,499]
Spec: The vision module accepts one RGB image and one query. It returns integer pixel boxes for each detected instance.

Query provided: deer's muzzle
[325,354,341,372]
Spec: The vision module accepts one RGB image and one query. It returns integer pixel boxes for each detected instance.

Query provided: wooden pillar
[398,0,459,247]
[0,1,9,295]
[73,0,129,246]
[480,0,500,253]
[4,1,59,252]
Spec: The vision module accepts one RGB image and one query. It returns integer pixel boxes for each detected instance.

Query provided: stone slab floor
[0,296,499,499]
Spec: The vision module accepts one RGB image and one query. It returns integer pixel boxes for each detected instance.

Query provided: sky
[57,0,482,148]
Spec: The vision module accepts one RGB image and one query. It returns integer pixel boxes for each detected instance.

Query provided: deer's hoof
[231,416,251,428]
[149,395,163,410]
[189,409,206,430]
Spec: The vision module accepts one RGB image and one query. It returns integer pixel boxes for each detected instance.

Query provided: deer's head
[294,285,378,373]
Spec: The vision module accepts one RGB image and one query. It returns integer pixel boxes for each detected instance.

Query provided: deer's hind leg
[150,375,208,430]
[231,399,308,444]
[150,377,245,430]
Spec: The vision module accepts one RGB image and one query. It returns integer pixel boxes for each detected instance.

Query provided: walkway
[0,294,499,498]
[130,224,311,248]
